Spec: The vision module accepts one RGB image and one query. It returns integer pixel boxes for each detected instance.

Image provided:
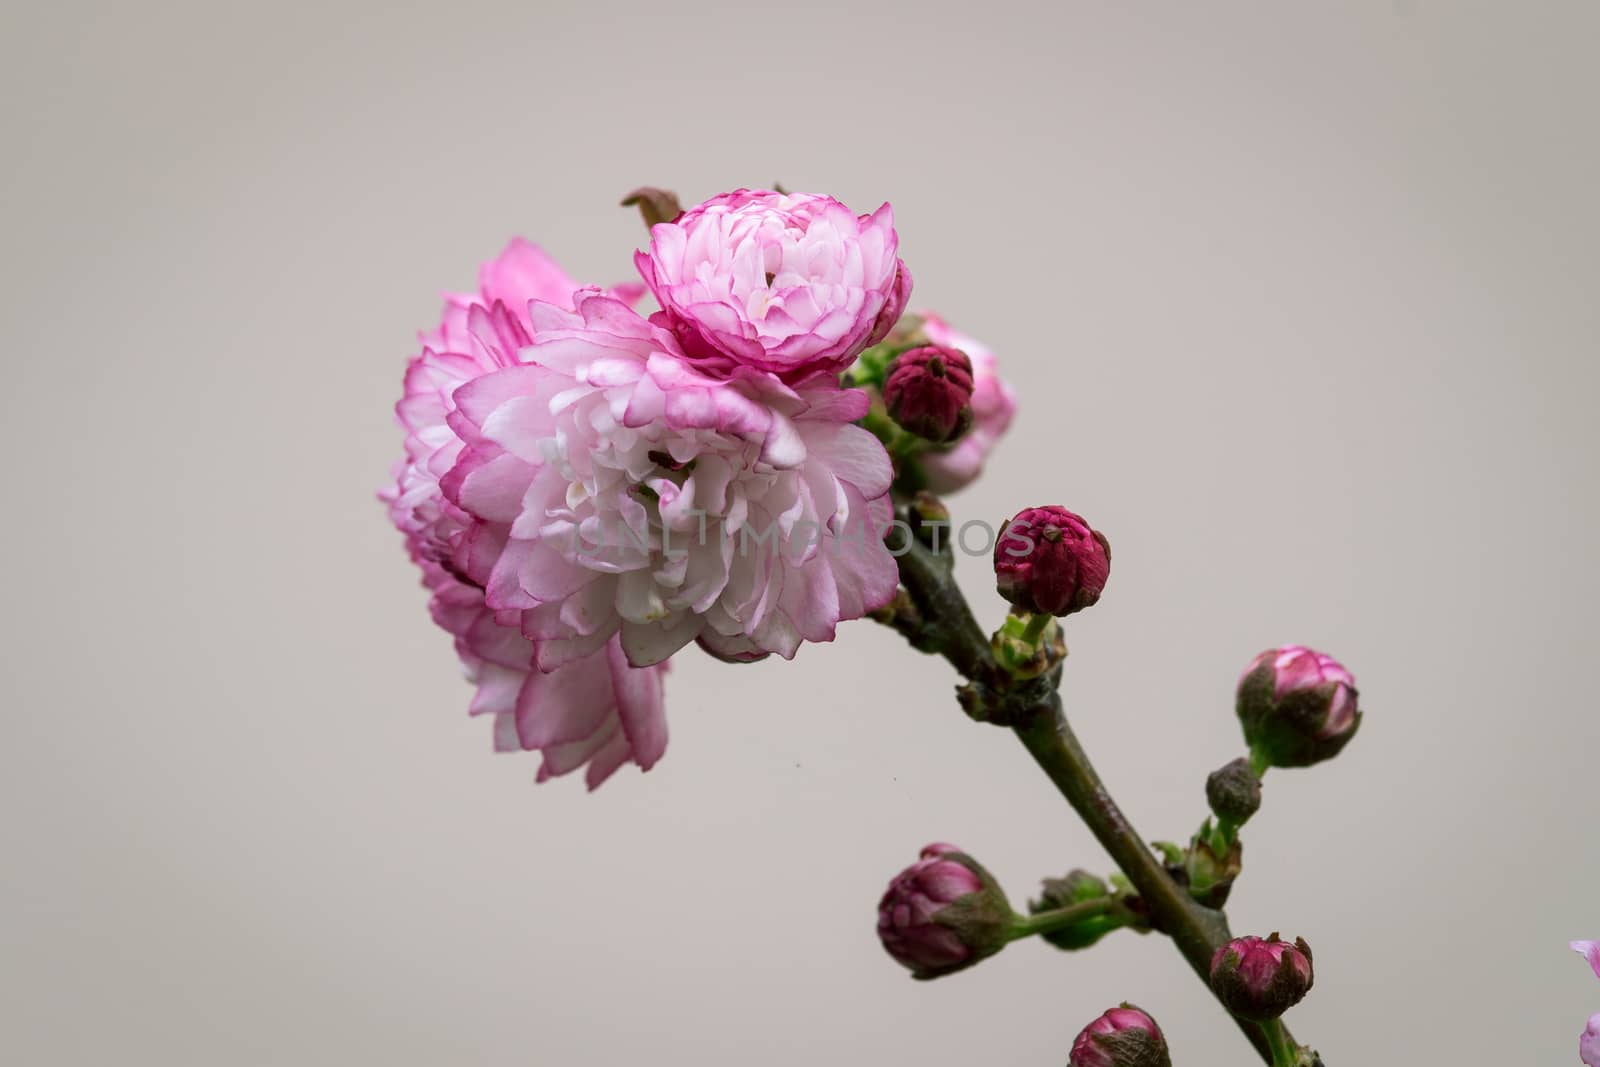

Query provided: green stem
[1012,709,1278,1058]
[1262,1019,1299,1066]
[1020,611,1051,646]
[1007,897,1118,942]
[888,532,1315,1066]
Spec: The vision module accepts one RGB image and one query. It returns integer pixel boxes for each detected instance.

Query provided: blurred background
[3,1,1596,1063]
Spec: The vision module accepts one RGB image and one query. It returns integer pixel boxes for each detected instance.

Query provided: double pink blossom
[442,289,898,667]
[387,196,914,785]
[384,241,668,787]
[411,552,667,788]
[635,189,911,381]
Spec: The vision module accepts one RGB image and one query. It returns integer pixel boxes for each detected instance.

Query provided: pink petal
[1572,941,1600,981]
[802,423,892,498]
[607,638,668,770]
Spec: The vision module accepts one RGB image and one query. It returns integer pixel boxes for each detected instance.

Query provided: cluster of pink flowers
[383,190,1015,786]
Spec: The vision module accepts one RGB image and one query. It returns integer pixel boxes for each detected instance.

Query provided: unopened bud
[1206,757,1263,824]
[992,611,1066,680]
[994,506,1111,617]
[1068,1004,1172,1067]
[908,490,951,550]
[1184,830,1242,908]
[884,344,975,443]
[1031,871,1123,951]
[1237,646,1361,769]
[1209,934,1314,1021]
[877,844,1013,980]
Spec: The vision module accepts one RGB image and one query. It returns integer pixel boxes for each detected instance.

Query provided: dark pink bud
[993,506,1112,617]
[1209,934,1314,1021]
[883,344,975,443]
[1069,1004,1172,1067]
[876,844,1012,980]
[1237,645,1360,768]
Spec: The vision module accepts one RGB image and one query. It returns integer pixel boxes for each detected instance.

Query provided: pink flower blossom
[915,313,1015,493]
[413,552,667,788]
[390,237,644,571]
[384,241,666,787]
[635,189,911,381]
[441,288,899,668]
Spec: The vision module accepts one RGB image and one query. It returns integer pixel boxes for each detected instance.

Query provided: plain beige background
[3,1,1596,1063]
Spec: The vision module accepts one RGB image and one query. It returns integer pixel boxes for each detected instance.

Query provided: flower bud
[1236,646,1360,768]
[1031,871,1122,951]
[1068,1004,1172,1067]
[1206,757,1263,824]
[1181,831,1241,908]
[1209,934,1314,1021]
[877,843,1013,980]
[883,344,975,443]
[991,610,1066,680]
[908,490,952,550]
[994,506,1111,617]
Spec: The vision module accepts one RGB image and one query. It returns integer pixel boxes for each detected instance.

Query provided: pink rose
[635,189,911,381]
